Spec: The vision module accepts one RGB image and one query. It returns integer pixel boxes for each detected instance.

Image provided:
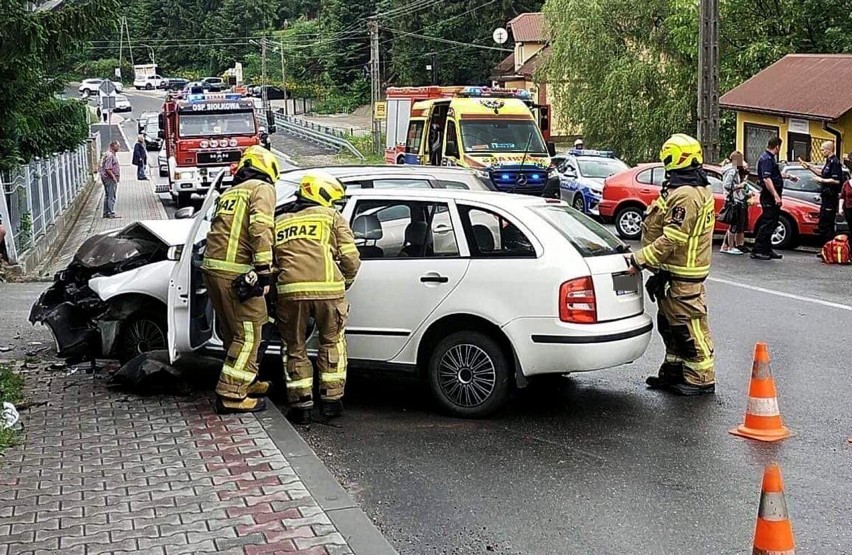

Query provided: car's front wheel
[571,194,585,212]
[177,192,192,208]
[116,311,167,365]
[427,331,511,418]
[771,214,798,250]
[615,205,644,240]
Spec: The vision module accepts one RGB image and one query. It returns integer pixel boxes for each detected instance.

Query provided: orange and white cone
[752,463,796,555]
[730,343,792,442]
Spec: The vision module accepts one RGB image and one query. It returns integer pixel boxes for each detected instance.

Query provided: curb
[255,403,397,555]
[270,146,298,169]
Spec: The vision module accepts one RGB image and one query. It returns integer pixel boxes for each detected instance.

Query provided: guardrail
[0,135,98,264]
[271,112,365,160]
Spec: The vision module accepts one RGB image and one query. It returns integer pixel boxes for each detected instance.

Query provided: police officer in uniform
[802,140,843,245]
[625,134,716,395]
[274,170,361,424]
[202,145,278,414]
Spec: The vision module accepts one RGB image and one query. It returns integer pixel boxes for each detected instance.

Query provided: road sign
[493,27,508,45]
[374,101,386,120]
[99,80,117,95]
[101,96,116,111]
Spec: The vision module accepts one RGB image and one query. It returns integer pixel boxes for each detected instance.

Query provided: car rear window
[532,204,627,257]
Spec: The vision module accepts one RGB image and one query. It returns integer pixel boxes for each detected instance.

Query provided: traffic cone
[752,463,796,555]
[729,343,792,442]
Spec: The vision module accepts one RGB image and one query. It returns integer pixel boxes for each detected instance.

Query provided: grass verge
[0,363,25,453]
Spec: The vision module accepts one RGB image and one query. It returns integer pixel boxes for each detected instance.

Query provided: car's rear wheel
[159,167,168,177]
[117,311,167,365]
[572,194,585,212]
[427,331,511,418]
[396,154,405,165]
[615,206,644,240]
[146,83,154,90]
[771,214,797,250]
[177,192,192,208]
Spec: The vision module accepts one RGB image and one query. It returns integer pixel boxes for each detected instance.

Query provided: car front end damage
[29,224,173,364]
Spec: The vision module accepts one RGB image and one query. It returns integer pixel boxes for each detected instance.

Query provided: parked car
[158,147,168,177]
[30,176,651,417]
[162,78,190,91]
[554,149,629,215]
[134,74,164,90]
[201,77,225,92]
[113,94,132,113]
[137,111,159,134]
[250,85,289,100]
[78,78,124,96]
[599,163,822,250]
[142,120,162,151]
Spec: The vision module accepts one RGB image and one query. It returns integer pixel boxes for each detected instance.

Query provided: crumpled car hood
[75,234,161,271]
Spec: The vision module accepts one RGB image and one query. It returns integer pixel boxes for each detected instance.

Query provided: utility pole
[261,37,269,119]
[368,16,381,156]
[697,0,720,163]
[279,44,288,116]
[430,52,438,85]
[124,16,135,68]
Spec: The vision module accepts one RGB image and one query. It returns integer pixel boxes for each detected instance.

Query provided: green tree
[543,0,697,164]
[0,0,118,170]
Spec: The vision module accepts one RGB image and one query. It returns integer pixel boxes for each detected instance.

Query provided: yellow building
[490,13,572,137]
[720,54,852,164]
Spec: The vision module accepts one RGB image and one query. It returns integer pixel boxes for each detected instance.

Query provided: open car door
[167,174,224,362]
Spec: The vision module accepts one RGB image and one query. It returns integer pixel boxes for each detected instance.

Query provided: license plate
[612,274,638,295]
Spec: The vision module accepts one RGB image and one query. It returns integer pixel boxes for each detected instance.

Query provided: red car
[599,163,820,250]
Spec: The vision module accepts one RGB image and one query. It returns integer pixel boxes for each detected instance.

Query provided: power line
[382,27,512,52]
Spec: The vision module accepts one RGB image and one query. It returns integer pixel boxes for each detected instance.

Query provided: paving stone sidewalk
[45,149,167,276]
[0,368,393,555]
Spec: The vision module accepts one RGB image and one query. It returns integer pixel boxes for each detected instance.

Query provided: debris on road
[107,352,192,396]
[1,402,20,430]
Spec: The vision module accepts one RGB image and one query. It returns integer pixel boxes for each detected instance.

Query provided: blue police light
[531,173,541,180]
[188,94,205,102]
[502,173,510,180]
[513,89,532,100]
[461,86,483,96]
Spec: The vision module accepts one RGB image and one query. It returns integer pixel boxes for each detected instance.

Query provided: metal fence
[0,134,98,264]
[271,112,365,160]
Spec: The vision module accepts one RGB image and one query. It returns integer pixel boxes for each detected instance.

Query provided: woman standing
[720,151,751,255]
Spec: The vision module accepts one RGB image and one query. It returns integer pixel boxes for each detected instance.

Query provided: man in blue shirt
[752,137,798,260]
[802,140,843,245]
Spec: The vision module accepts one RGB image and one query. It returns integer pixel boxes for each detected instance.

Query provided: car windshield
[576,157,629,179]
[178,112,256,137]
[459,120,547,155]
[145,121,158,135]
[532,204,626,257]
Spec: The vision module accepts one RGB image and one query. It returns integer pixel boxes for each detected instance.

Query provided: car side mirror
[157,130,165,139]
[445,141,459,158]
[547,141,557,157]
[175,206,196,219]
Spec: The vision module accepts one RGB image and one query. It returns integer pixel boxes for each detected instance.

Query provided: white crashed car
[31,176,651,417]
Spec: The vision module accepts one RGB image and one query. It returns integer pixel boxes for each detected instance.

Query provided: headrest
[472,224,494,252]
[404,221,429,245]
[352,214,383,241]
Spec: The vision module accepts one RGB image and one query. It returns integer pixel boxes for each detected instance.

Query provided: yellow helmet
[660,133,703,171]
[238,145,280,183]
[299,170,346,208]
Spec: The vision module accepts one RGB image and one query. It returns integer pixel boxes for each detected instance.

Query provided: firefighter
[201,145,279,414]
[625,133,716,395]
[274,170,361,424]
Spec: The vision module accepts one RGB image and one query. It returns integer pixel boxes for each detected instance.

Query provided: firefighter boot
[320,400,343,420]
[287,407,312,425]
[215,396,267,414]
[247,380,272,398]
[668,382,716,396]
[645,362,685,389]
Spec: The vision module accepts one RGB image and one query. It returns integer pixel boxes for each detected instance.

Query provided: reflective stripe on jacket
[635,184,715,280]
[202,178,276,276]
[274,206,361,300]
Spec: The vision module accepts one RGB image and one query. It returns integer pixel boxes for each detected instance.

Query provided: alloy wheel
[437,344,497,408]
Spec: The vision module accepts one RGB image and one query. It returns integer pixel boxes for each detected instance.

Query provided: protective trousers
[203,271,267,400]
[276,298,349,409]
[656,281,715,385]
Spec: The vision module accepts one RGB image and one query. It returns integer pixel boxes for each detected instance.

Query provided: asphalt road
[299,248,852,554]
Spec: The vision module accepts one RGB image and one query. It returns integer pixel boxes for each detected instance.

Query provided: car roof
[346,187,559,208]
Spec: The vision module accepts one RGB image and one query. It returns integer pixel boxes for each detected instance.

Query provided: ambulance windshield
[460,120,547,155]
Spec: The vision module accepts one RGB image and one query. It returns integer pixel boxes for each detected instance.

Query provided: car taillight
[559,277,597,323]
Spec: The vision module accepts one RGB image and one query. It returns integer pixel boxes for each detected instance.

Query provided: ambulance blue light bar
[188,93,243,102]
[458,86,532,100]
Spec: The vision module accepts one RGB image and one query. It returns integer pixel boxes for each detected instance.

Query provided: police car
[554,149,628,215]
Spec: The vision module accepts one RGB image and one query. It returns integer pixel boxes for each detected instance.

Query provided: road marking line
[708,276,852,311]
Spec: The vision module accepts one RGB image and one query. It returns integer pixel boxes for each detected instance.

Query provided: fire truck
[159,92,261,207]
[383,86,558,197]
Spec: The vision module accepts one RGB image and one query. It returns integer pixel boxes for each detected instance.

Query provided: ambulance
[384,86,559,198]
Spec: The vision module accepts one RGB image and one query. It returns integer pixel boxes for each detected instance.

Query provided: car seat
[351,214,384,258]
[471,224,495,253]
[400,221,431,257]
